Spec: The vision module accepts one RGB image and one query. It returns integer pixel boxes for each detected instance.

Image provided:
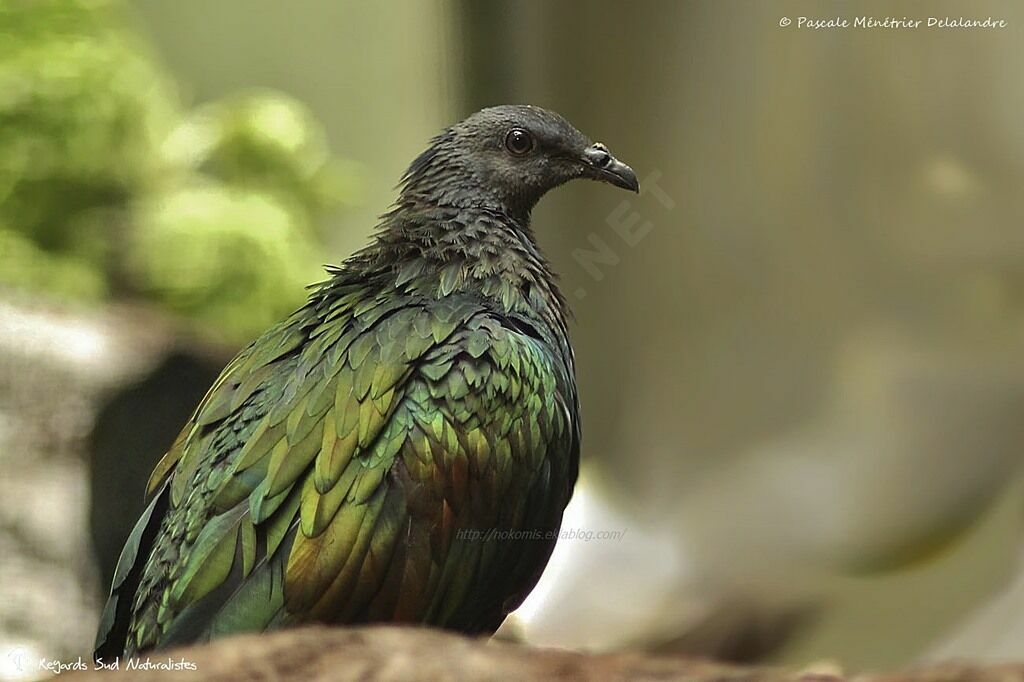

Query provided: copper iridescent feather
[94,105,637,658]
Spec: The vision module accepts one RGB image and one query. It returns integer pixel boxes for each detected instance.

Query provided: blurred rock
[89,351,224,589]
[505,475,817,661]
[0,294,230,662]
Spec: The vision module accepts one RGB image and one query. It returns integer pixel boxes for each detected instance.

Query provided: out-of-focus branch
[72,626,1024,682]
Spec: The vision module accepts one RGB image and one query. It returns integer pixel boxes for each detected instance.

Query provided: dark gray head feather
[399,104,637,221]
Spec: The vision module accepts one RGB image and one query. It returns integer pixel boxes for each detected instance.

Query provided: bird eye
[504,128,534,156]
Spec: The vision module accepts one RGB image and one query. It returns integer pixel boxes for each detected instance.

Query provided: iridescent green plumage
[95,105,637,658]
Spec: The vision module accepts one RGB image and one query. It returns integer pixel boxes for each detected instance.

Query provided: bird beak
[582,143,639,193]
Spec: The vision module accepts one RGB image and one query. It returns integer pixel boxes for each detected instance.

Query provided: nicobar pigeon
[94,105,638,658]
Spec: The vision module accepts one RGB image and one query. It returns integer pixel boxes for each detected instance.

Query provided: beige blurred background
[1,0,1023,676]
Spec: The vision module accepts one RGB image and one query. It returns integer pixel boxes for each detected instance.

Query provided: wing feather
[128,293,482,647]
[103,285,578,653]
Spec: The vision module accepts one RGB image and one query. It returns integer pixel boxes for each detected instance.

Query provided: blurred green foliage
[130,185,318,339]
[0,0,358,342]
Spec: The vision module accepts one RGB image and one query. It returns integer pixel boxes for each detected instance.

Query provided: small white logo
[6,647,26,673]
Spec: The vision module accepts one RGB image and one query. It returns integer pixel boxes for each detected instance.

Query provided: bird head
[400,104,638,220]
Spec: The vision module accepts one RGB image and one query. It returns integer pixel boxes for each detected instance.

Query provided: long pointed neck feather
[318,134,568,324]
[354,198,569,325]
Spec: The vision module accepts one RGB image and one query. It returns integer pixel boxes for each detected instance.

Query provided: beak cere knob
[586,143,613,169]
[583,142,639,193]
